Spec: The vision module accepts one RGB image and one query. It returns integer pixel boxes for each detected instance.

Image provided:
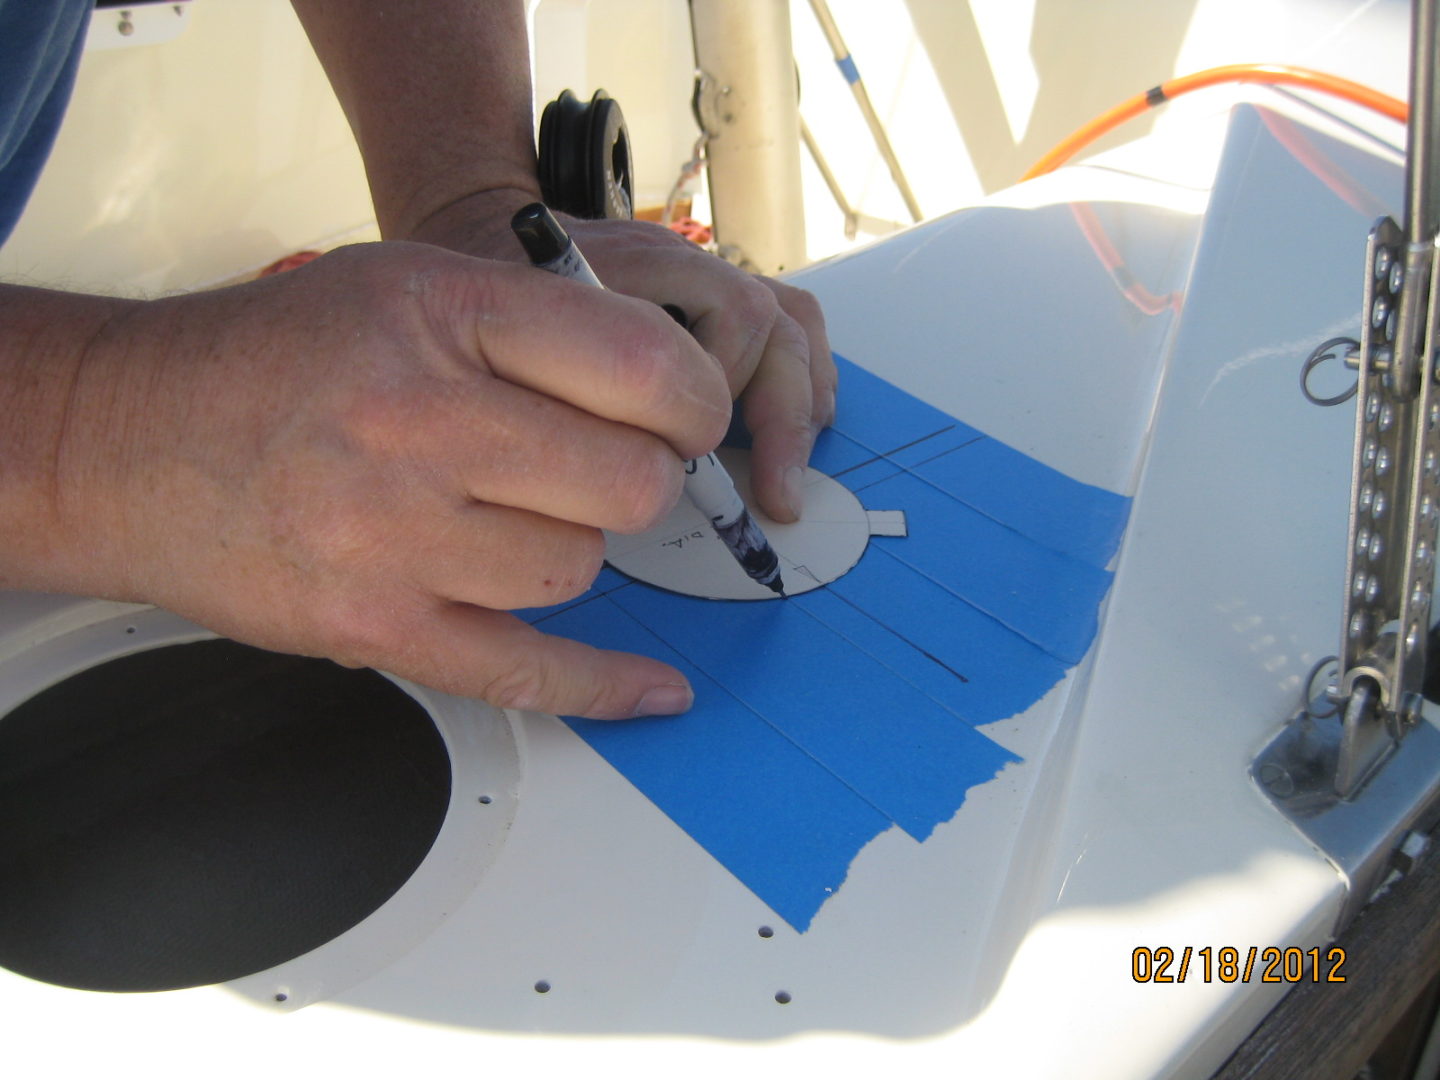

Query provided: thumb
[399,604,694,720]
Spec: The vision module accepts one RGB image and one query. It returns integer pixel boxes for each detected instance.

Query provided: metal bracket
[690,69,731,139]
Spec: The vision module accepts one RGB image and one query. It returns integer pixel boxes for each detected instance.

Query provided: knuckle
[720,280,787,392]
[771,312,813,370]
[573,526,607,586]
[572,681,626,721]
[814,365,839,424]
[450,259,511,328]
[540,525,606,602]
[476,659,554,713]
[814,350,839,393]
[783,399,819,438]
[616,319,729,451]
[698,388,732,451]
[734,279,782,351]
[496,520,604,609]
[616,316,685,410]
[749,401,816,453]
[609,440,683,533]
[777,281,824,325]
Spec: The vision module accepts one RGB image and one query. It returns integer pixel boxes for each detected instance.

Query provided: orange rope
[1021,64,1408,181]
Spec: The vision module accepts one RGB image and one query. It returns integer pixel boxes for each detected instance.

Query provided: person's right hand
[43,242,732,718]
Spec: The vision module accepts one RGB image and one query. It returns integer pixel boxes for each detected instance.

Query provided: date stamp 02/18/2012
[1132,946,1348,984]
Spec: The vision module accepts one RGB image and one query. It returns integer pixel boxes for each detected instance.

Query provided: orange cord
[1021,63,1408,181]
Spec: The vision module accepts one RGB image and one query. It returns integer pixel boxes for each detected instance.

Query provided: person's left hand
[407,188,837,524]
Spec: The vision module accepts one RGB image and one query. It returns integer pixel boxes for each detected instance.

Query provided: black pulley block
[538,88,634,221]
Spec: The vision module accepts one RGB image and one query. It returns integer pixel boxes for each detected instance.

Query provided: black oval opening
[0,639,451,992]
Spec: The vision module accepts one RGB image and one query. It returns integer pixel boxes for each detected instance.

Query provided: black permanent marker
[511,202,786,596]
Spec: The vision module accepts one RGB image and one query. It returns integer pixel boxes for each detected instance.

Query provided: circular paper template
[604,447,879,601]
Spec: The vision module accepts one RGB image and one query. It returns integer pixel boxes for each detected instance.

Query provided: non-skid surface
[521,355,1131,930]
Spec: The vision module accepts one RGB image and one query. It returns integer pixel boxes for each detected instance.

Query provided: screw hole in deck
[774,990,791,1004]
[534,980,551,994]
[757,926,774,938]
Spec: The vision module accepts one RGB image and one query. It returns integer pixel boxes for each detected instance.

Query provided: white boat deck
[1,3,1432,1077]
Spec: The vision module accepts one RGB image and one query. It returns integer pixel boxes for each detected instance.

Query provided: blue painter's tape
[863,471,1114,664]
[809,427,879,477]
[816,548,1071,725]
[548,598,893,932]
[829,426,983,494]
[837,427,990,495]
[789,586,978,718]
[606,585,1020,843]
[884,426,986,472]
[831,356,977,455]
[832,453,904,492]
[530,352,1129,930]
[913,437,1131,568]
[836,53,861,85]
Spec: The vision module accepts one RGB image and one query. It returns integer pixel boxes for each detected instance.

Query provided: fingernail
[634,683,694,717]
[784,466,805,519]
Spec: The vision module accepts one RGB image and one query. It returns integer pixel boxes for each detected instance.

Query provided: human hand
[408,190,837,523]
[45,243,730,718]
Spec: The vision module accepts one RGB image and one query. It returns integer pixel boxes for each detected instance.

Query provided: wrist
[0,286,145,595]
[402,184,544,262]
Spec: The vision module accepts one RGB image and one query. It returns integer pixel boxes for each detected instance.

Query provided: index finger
[450,258,732,461]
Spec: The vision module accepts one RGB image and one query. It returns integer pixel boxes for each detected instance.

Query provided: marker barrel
[511,202,785,595]
[685,454,784,593]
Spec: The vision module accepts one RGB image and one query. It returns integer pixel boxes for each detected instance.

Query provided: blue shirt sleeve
[0,0,93,247]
